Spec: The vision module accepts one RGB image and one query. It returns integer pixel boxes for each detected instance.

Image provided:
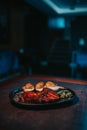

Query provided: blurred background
[0,0,87,81]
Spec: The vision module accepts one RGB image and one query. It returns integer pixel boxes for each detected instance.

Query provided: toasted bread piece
[45,81,64,91]
[22,83,34,92]
[35,82,44,91]
[45,81,56,87]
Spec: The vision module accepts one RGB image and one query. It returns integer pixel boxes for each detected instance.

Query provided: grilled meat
[19,88,60,103]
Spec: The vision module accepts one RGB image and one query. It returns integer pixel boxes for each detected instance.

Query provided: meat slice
[20,88,60,103]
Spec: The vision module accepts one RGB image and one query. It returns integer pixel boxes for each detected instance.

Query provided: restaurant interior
[0,0,87,81]
[1,1,87,130]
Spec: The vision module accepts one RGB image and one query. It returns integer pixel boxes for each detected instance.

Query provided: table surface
[0,74,87,130]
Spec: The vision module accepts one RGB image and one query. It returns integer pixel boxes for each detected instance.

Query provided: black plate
[9,88,78,110]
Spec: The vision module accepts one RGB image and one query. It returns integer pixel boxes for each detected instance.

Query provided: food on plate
[14,88,60,103]
[45,81,64,91]
[45,81,56,87]
[35,81,44,91]
[13,81,74,104]
[57,89,73,99]
[22,83,34,92]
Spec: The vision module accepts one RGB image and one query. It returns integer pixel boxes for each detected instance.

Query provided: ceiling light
[43,0,87,14]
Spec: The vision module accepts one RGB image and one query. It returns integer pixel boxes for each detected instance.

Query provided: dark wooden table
[0,74,87,130]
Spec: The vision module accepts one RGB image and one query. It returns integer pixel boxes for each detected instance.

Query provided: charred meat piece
[19,88,60,103]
